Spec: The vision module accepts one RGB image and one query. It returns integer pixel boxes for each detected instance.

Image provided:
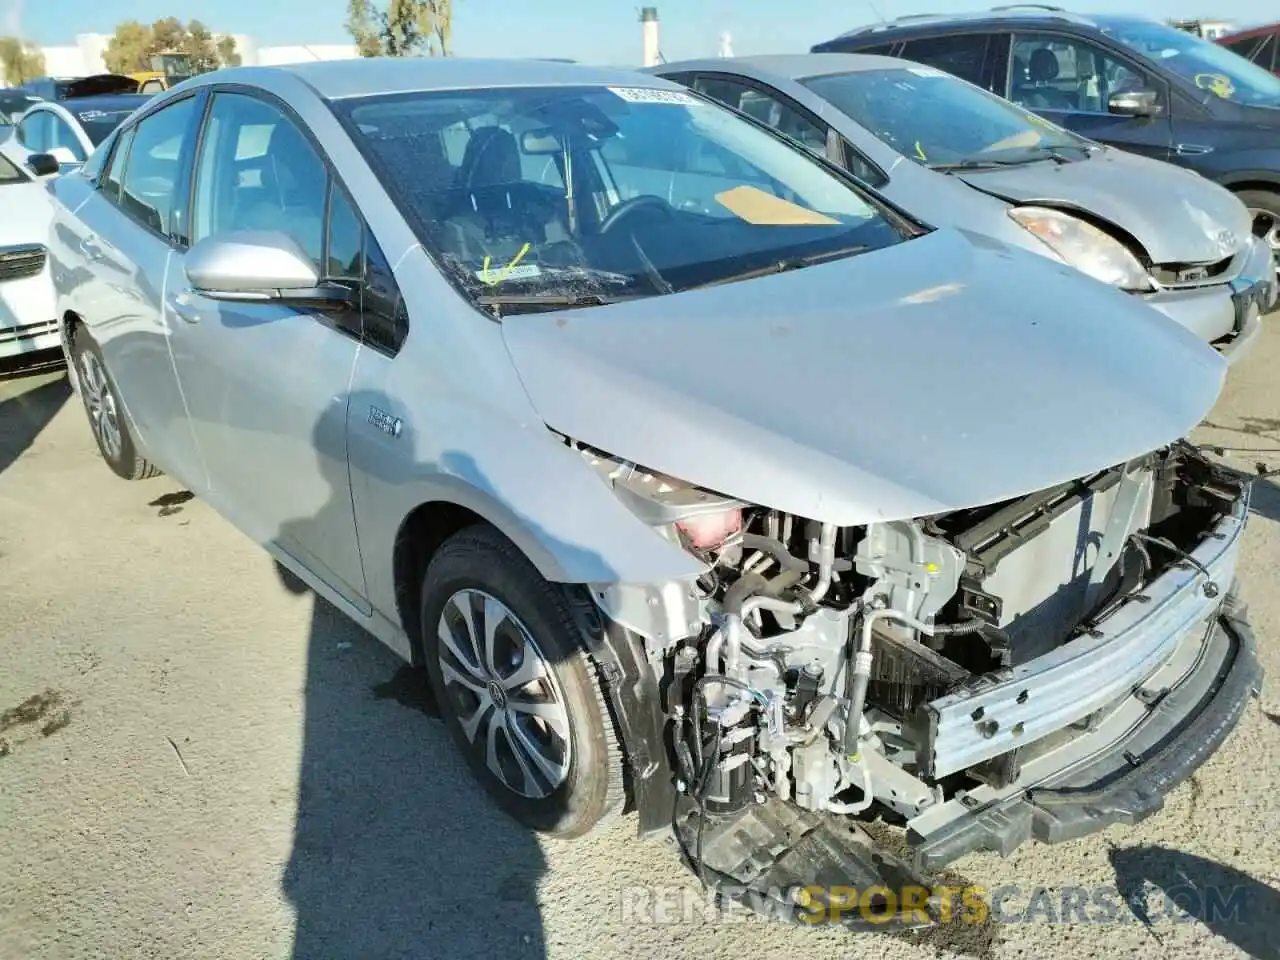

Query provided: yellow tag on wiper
[713,185,839,226]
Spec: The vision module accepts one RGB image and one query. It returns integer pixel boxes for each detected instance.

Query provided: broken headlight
[1009,205,1151,292]
[575,444,744,551]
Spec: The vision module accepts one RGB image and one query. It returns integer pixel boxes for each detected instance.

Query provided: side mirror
[1107,88,1164,118]
[185,231,354,308]
[26,152,60,177]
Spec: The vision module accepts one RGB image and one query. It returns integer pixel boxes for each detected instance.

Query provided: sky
[4,0,1280,64]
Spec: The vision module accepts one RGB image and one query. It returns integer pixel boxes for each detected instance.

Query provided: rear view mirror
[1107,89,1163,118]
[185,231,353,308]
[26,152,59,177]
[520,128,562,155]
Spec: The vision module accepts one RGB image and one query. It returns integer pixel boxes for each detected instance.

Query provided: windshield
[801,66,1087,168]
[1095,16,1280,106]
[336,84,908,313]
[72,107,138,146]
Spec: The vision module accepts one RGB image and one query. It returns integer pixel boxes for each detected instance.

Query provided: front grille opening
[0,246,47,283]
[1150,254,1234,288]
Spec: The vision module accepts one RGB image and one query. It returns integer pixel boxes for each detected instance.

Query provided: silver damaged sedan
[48,59,1262,922]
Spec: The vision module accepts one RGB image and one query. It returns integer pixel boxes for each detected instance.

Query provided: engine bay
[574,436,1247,871]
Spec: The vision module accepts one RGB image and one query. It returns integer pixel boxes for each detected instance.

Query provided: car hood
[502,228,1225,526]
[956,148,1252,265]
[0,180,52,246]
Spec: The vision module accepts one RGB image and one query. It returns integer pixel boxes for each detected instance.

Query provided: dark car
[0,87,43,123]
[19,74,140,101]
[1218,23,1280,76]
[814,8,1280,262]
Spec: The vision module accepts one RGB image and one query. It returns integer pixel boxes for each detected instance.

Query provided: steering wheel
[599,194,675,234]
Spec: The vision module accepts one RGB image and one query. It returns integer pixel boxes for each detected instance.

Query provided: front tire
[71,326,161,481]
[420,525,626,839]
[1237,188,1280,263]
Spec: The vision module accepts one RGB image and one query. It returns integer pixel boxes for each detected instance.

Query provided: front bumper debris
[673,798,937,929]
[906,591,1260,872]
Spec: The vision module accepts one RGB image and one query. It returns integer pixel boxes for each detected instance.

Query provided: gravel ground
[1,327,1279,960]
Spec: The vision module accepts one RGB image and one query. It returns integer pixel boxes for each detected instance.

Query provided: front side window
[1011,34,1153,113]
[17,112,50,152]
[101,125,135,201]
[50,117,87,161]
[117,97,196,237]
[1093,16,1280,107]
[802,66,1087,168]
[337,85,907,314]
[897,34,992,88]
[692,76,830,156]
[192,93,328,268]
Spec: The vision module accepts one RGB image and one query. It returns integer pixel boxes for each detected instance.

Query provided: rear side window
[852,42,897,56]
[118,97,197,238]
[898,34,992,87]
[692,76,830,156]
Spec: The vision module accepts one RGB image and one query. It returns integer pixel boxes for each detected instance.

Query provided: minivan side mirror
[1107,88,1164,118]
[26,152,60,177]
[185,231,354,308]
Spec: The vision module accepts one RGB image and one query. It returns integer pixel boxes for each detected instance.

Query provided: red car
[1219,23,1280,75]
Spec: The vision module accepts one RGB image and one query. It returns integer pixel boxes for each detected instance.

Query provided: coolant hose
[739,535,808,573]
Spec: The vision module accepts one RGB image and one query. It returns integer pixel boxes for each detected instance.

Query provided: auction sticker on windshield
[608,87,698,105]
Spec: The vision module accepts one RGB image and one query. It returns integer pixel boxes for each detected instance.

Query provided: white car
[0,146,58,358]
[10,94,150,174]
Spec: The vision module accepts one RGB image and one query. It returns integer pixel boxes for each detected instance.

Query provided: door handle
[78,236,103,261]
[167,290,200,324]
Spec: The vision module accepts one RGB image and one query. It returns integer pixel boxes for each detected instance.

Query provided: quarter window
[326,182,364,281]
[1010,34,1152,113]
[117,97,197,237]
[191,93,328,269]
[897,34,992,87]
[101,126,135,201]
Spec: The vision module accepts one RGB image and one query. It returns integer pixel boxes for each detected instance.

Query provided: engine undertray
[673,797,938,930]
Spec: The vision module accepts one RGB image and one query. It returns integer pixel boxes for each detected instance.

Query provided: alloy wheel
[79,351,123,461]
[436,589,572,798]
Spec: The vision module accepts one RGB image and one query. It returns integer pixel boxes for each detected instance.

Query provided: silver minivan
[649,53,1276,361]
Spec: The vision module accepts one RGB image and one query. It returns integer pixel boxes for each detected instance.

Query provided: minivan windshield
[337,84,908,313]
[1096,15,1280,107]
[801,66,1088,168]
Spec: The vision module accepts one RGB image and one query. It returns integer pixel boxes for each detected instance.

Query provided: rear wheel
[71,327,161,481]
[420,525,626,838]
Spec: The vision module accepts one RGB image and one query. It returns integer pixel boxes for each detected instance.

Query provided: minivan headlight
[1009,205,1151,292]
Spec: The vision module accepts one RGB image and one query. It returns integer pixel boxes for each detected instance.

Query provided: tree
[346,0,456,57]
[0,35,46,84]
[103,18,240,75]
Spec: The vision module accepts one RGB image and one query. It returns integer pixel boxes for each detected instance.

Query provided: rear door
[1005,31,1175,160]
[64,94,207,487]
[164,89,370,610]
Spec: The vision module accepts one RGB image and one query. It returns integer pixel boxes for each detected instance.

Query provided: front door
[1007,32,1175,161]
[165,89,369,610]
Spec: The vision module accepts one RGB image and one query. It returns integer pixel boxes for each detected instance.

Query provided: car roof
[824,7,1153,42]
[199,57,688,101]
[654,53,924,82]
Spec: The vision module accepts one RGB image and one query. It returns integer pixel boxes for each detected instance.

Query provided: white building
[38,33,358,77]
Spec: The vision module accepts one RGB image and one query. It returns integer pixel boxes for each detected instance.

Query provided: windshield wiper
[689,243,869,291]
[475,292,635,317]
[931,157,1045,172]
